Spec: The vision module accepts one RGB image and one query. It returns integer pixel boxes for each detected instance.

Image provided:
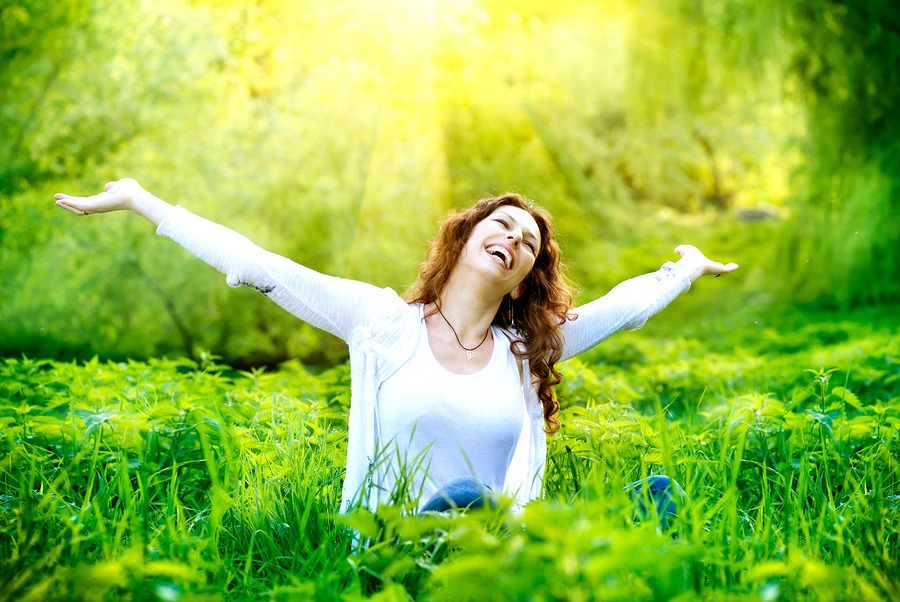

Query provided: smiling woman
[54,178,737,516]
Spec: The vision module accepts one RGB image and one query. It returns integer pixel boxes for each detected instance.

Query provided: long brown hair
[405,193,576,434]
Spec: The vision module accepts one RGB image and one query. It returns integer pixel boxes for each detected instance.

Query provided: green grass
[0,308,898,600]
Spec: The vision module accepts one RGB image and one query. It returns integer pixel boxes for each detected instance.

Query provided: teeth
[486,245,511,269]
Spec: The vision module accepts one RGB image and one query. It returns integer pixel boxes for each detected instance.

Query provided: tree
[776,0,900,306]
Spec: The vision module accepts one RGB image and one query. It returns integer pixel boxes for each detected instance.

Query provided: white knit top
[375,311,524,510]
[156,207,692,512]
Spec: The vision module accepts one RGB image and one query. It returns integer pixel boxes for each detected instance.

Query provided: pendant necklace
[435,303,490,360]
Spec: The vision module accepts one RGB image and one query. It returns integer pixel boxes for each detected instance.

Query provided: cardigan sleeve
[157,206,397,342]
[560,261,691,361]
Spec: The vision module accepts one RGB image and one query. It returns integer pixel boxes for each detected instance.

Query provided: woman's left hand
[674,244,739,283]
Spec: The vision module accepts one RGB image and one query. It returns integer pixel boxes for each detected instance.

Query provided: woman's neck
[431,275,503,342]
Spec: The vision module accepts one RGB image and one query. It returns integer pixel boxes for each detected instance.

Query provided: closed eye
[494,217,536,253]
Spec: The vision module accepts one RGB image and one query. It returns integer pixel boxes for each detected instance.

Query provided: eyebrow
[497,211,540,246]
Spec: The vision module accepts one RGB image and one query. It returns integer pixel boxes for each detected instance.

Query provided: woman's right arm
[54,179,395,341]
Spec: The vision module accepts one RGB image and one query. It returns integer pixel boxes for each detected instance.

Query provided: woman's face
[461,204,542,297]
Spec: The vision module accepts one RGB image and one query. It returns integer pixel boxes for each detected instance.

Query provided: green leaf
[830,386,863,411]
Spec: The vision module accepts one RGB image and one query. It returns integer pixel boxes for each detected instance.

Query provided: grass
[0,307,898,600]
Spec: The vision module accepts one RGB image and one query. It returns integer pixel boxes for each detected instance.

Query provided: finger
[54,192,93,202]
[674,244,699,257]
[54,193,94,215]
[55,199,87,215]
[104,181,117,192]
[712,262,740,277]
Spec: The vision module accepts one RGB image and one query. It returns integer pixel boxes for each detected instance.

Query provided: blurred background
[1,0,897,367]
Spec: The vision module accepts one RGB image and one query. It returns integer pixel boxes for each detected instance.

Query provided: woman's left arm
[560,245,738,361]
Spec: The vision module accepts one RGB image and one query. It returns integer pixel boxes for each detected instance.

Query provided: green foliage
[0,0,893,359]
[773,0,900,306]
[0,354,354,599]
[2,0,867,365]
[0,0,90,193]
[1,309,898,600]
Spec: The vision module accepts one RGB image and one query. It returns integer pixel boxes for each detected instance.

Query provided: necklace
[435,303,490,360]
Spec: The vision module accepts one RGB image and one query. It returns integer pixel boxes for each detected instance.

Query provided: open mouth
[486,245,512,269]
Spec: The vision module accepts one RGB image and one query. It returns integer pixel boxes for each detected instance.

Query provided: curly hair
[404,193,576,434]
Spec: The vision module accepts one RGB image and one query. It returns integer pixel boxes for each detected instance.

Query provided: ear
[510,284,525,300]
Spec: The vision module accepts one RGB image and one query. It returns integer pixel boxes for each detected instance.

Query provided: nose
[507,230,521,247]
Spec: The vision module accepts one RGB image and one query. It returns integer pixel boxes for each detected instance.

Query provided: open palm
[54,178,144,216]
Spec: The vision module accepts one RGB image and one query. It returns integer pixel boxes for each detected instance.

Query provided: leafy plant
[1,308,897,599]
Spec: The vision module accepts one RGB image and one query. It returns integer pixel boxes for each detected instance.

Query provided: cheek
[525,253,543,278]
[520,258,537,279]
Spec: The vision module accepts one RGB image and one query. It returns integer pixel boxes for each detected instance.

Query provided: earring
[508,296,515,328]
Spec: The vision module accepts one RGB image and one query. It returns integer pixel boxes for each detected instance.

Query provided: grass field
[1,307,897,601]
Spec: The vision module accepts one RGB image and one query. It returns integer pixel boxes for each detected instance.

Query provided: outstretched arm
[54,179,400,341]
[560,246,738,361]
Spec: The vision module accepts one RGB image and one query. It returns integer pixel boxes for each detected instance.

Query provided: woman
[54,179,738,516]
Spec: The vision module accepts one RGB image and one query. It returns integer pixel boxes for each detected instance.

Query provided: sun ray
[344,0,452,287]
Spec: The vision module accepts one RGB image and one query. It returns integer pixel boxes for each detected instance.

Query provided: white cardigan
[157,207,692,512]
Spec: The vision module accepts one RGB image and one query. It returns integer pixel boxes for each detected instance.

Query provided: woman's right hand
[55,178,174,226]
[54,178,145,216]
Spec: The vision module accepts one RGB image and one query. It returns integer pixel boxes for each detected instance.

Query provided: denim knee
[421,476,495,513]
[626,474,687,529]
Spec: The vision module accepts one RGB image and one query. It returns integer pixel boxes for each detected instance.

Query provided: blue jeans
[626,474,686,530]
[420,476,496,512]
[420,474,686,528]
